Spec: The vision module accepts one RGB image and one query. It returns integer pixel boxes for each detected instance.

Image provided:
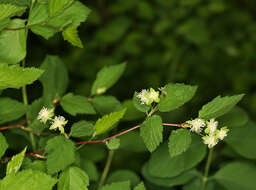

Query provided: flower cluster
[186,118,229,148]
[37,107,68,134]
[137,88,160,105]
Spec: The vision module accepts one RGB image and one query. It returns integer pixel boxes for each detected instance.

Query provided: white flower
[216,127,229,140]
[37,107,54,123]
[205,119,218,135]
[202,135,218,148]
[137,89,150,105]
[50,116,68,134]
[187,118,206,134]
[149,88,160,103]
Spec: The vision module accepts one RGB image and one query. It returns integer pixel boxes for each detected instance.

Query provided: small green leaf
[214,162,256,190]
[70,120,94,138]
[0,169,57,190]
[101,181,130,190]
[0,4,26,20]
[158,83,197,112]
[62,26,83,48]
[106,138,120,150]
[48,0,71,16]
[168,129,191,157]
[0,98,27,124]
[0,19,26,64]
[46,136,75,174]
[91,63,126,95]
[199,94,244,120]
[0,132,8,158]
[92,96,123,115]
[134,182,146,190]
[132,92,150,113]
[6,147,27,175]
[107,170,140,187]
[0,64,44,90]
[58,166,89,190]
[94,108,126,135]
[140,115,163,152]
[60,93,96,116]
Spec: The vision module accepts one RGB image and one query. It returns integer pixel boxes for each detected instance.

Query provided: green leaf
[48,0,71,16]
[158,83,197,112]
[91,63,126,95]
[70,120,94,138]
[0,18,10,31]
[140,115,163,152]
[22,160,46,173]
[0,132,8,158]
[106,138,120,150]
[224,121,256,159]
[46,136,75,174]
[0,64,43,90]
[122,99,144,121]
[198,94,244,120]
[134,182,146,190]
[39,55,68,105]
[80,159,99,181]
[0,98,27,124]
[92,96,123,115]
[94,108,126,135]
[58,166,89,190]
[0,4,26,20]
[0,169,57,190]
[168,129,191,157]
[101,181,130,190]
[62,26,83,48]
[60,93,96,116]
[214,162,256,190]
[147,134,206,178]
[0,19,26,64]
[133,92,150,113]
[6,147,26,175]
[107,170,140,187]
[29,1,90,39]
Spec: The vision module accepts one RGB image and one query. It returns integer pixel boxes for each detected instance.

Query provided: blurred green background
[27,0,256,119]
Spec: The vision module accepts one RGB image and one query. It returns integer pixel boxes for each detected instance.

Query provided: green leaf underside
[60,93,96,116]
[70,120,94,138]
[91,63,126,95]
[62,26,83,48]
[0,132,8,158]
[101,181,130,190]
[6,147,26,175]
[48,0,71,16]
[58,166,89,190]
[94,108,126,135]
[214,162,256,190]
[0,64,43,90]
[0,169,57,190]
[46,136,75,174]
[140,115,163,152]
[199,94,244,120]
[133,92,150,113]
[0,4,26,20]
[147,134,206,178]
[158,83,197,112]
[169,129,191,157]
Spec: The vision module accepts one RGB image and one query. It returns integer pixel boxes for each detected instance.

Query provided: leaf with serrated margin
[6,147,26,175]
[62,26,83,48]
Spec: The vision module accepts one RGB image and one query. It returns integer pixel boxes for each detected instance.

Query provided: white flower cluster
[137,88,160,105]
[37,107,68,134]
[186,118,229,148]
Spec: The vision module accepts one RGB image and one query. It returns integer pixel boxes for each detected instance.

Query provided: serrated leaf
[0,169,57,190]
[22,160,46,172]
[134,182,146,190]
[39,55,68,106]
[94,108,126,135]
[107,170,140,187]
[214,162,256,190]
[140,115,163,152]
[58,166,89,190]
[147,134,206,178]
[60,93,96,116]
[158,83,197,112]
[0,98,27,124]
[199,94,244,120]
[168,129,191,157]
[0,19,26,64]
[70,120,94,138]
[91,63,126,95]
[46,136,75,174]
[132,92,150,113]
[6,147,26,175]
[62,26,83,48]
[106,138,120,150]
[101,181,130,190]
[0,64,43,90]
[48,0,71,16]
[0,4,26,20]
[0,132,8,158]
